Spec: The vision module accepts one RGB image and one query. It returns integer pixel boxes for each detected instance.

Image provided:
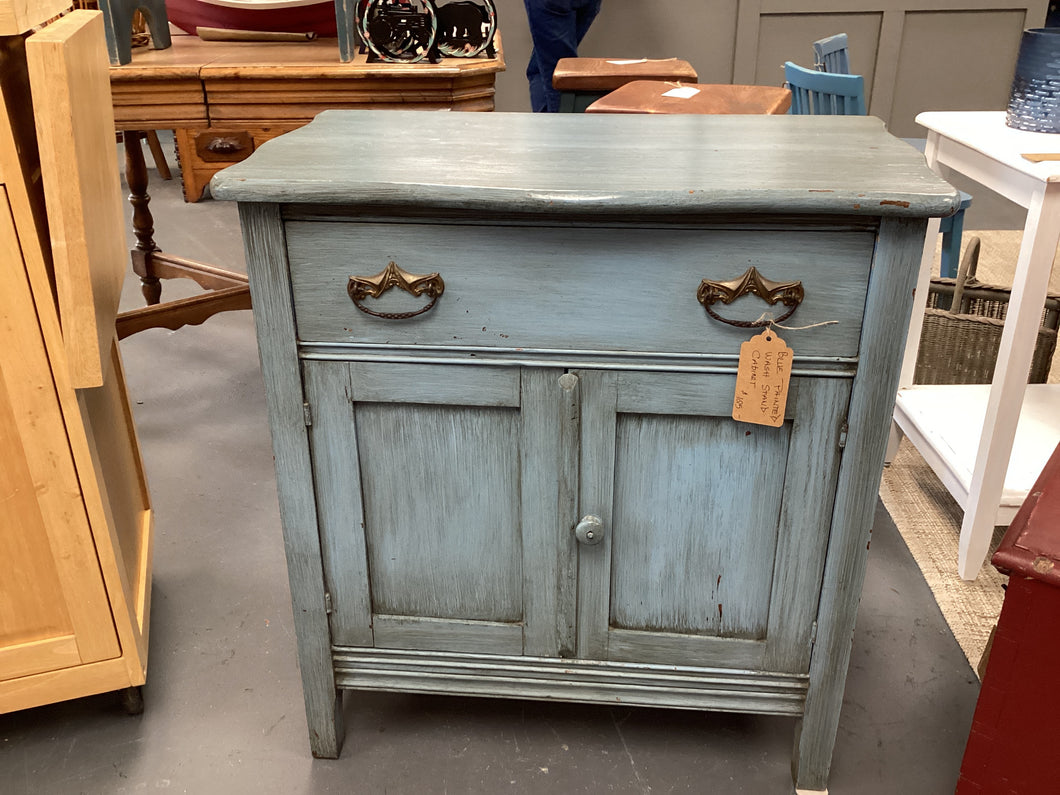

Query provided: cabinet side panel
[76,339,152,630]
[795,216,928,791]
[26,12,126,388]
[241,202,343,758]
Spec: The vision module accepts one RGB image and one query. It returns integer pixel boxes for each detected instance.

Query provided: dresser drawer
[285,220,876,359]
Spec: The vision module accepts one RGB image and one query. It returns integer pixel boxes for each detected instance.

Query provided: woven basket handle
[951,235,981,312]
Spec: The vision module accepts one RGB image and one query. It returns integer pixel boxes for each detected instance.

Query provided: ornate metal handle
[347,261,445,320]
[696,267,804,328]
[205,136,247,155]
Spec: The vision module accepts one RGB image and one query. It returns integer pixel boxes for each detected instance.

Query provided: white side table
[893,110,1060,580]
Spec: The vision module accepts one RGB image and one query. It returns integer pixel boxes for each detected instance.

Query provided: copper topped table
[585,81,791,115]
[552,57,697,113]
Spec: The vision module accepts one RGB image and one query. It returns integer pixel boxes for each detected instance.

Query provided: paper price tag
[732,330,792,427]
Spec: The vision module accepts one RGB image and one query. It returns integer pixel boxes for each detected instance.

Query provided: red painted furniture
[957,440,1060,793]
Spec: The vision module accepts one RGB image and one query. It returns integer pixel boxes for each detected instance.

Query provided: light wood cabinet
[0,12,153,714]
[213,109,958,792]
[0,187,153,712]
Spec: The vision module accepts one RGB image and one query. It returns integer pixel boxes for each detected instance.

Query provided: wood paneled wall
[493,0,1047,136]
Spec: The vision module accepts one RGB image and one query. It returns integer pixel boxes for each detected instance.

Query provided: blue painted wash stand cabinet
[212,111,958,793]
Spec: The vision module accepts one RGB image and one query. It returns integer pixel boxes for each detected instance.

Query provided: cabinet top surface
[210,110,959,218]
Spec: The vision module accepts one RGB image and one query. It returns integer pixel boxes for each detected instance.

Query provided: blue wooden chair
[813,33,851,74]
[784,61,866,116]
[938,193,974,278]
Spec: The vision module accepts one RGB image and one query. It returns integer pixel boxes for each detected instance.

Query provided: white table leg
[958,183,1060,579]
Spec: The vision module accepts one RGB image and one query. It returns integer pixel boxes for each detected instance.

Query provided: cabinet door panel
[0,373,84,679]
[0,201,120,680]
[306,362,575,656]
[610,412,789,638]
[577,370,849,673]
[357,400,523,621]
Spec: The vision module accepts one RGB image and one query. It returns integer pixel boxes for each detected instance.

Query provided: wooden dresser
[212,110,958,792]
[110,34,506,202]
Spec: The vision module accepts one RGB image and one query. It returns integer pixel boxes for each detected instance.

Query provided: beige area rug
[879,229,1060,675]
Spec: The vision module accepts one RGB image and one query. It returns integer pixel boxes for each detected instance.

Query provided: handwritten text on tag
[732,330,792,427]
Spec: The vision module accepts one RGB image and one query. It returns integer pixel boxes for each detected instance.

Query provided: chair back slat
[813,33,850,74]
[784,61,866,116]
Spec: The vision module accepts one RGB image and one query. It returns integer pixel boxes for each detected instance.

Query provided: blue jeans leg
[524,0,602,112]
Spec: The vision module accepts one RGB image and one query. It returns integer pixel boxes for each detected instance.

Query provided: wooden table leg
[117,130,252,338]
[124,130,162,305]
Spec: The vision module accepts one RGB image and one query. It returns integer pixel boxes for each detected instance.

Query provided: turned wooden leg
[124,130,162,305]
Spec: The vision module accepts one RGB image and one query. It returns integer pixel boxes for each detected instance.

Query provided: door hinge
[810,620,818,649]
[324,592,333,615]
[838,421,849,449]
[303,401,313,427]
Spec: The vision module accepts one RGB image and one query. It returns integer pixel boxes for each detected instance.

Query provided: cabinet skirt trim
[332,647,807,715]
[299,343,857,378]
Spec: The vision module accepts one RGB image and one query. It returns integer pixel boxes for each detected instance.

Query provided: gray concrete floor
[0,135,988,794]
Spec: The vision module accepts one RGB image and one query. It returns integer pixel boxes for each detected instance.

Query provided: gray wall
[492,1,725,113]
[493,0,1048,137]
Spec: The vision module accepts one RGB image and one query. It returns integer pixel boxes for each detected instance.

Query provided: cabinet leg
[791,715,832,794]
[120,685,144,715]
[306,688,345,759]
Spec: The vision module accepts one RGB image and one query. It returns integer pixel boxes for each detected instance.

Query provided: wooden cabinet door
[574,369,851,675]
[0,197,120,683]
[303,362,579,659]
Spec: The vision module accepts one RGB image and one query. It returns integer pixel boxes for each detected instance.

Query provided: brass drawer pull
[205,136,246,155]
[347,261,445,319]
[697,267,804,328]
[195,130,255,163]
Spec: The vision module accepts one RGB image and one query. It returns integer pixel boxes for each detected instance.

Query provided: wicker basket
[914,236,1060,385]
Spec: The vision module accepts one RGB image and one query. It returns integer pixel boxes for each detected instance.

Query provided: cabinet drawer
[285,221,875,359]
